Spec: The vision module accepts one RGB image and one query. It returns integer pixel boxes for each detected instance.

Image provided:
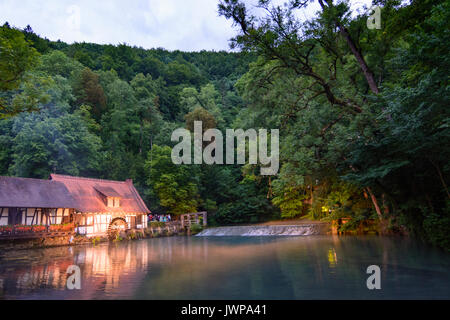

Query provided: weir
[196,224,330,236]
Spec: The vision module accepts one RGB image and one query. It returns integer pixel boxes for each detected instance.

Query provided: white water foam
[196,224,329,236]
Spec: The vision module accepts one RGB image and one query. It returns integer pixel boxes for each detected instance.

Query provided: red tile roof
[50,174,150,214]
[94,185,121,197]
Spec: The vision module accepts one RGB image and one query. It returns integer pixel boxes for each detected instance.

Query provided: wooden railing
[180,212,207,229]
[144,221,183,236]
[144,213,207,236]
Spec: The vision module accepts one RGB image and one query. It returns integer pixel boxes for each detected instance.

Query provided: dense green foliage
[0,0,448,249]
[0,21,276,226]
[218,0,449,249]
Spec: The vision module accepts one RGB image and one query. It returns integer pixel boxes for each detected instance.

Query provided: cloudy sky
[0,0,374,52]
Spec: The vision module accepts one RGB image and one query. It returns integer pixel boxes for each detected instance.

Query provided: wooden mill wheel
[107,218,127,239]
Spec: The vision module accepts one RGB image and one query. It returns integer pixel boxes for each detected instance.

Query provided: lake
[0,235,449,299]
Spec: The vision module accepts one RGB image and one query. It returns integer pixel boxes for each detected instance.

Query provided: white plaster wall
[0,208,8,226]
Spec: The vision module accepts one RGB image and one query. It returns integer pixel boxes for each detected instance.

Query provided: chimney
[126,179,133,185]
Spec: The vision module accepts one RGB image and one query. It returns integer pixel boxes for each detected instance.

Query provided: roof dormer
[94,186,121,208]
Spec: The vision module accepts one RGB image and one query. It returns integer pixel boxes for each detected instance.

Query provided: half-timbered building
[0,176,75,231]
[50,174,150,236]
[0,174,150,238]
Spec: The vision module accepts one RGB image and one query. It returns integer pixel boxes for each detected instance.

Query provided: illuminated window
[107,197,120,208]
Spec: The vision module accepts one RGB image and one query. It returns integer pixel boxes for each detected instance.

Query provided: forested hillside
[0,0,449,249]
[0,20,276,226]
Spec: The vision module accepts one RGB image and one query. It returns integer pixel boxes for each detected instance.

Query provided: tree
[130,73,164,155]
[72,67,107,119]
[0,26,39,91]
[214,175,276,225]
[164,60,203,86]
[342,2,450,246]
[179,83,225,127]
[0,26,41,117]
[185,107,217,132]
[222,0,450,248]
[145,145,199,215]
[9,100,102,179]
[37,50,83,79]
[218,0,391,217]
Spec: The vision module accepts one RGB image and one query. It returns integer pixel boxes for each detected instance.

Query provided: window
[107,197,120,208]
[48,209,58,225]
[79,215,94,227]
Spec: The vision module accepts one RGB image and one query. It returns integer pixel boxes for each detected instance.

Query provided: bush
[92,237,101,246]
[149,221,166,228]
[190,223,203,235]
[127,230,137,240]
[112,232,123,242]
[423,211,450,252]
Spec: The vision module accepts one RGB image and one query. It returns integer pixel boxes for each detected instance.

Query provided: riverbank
[256,218,329,226]
[0,222,194,252]
[205,217,380,236]
[0,217,386,251]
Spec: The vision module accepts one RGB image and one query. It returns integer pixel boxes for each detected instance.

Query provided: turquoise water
[0,236,449,299]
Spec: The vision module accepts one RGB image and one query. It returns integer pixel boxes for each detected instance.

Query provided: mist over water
[0,236,449,299]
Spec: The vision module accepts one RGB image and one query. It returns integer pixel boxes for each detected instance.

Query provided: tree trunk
[429,158,450,200]
[382,193,389,215]
[319,0,380,95]
[366,187,383,220]
[336,24,379,94]
[139,121,143,154]
[267,176,273,199]
[346,160,383,220]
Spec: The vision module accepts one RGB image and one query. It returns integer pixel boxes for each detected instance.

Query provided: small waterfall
[196,224,329,236]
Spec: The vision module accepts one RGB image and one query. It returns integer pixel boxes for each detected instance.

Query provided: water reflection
[328,248,338,268]
[0,236,449,299]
